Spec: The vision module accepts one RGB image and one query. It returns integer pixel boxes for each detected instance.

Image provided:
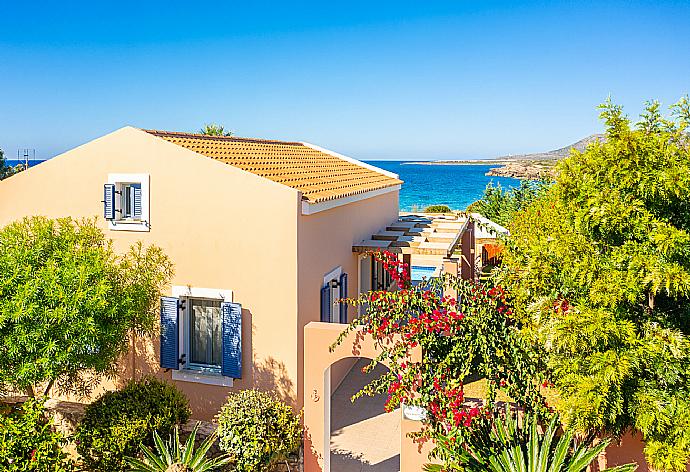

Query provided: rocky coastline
[402,159,554,179]
[485,160,555,179]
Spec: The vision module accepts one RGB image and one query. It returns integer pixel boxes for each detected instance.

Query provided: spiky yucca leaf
[424,407,638,472]
[125,422,232,472]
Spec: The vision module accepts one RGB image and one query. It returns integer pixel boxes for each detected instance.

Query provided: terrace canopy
[352,213,470,258]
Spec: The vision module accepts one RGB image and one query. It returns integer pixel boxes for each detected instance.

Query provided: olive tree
[0,216,173,397]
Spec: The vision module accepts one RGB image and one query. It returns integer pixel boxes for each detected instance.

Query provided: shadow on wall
[252,356,296,407]
[112,307,297,418]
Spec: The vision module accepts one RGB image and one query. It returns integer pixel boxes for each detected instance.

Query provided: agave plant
[125,422,231,472]
[425,407,637,472]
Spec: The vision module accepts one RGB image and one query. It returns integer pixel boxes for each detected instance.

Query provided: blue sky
[1,1,688,161]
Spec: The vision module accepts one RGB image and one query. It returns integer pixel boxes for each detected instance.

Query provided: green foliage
[497,97,690,471]
[0,398,75,471]
[0,148,28,180]
[425,407,636,472]
[125,422,231,472]
[424,204,452,213]
[0,147,7,179]
[216,390,301,472]
[468,179,550,226]
[0,216,173,397]
[76,376,191,472]
[199,124,233,136]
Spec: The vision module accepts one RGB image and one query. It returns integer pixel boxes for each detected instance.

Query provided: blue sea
[365,161,520,211]
[4,158,518,211]
[5,159,46,168]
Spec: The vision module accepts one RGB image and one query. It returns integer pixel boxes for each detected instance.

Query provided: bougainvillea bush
[332,251,549,465]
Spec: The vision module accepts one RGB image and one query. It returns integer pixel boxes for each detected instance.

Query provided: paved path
[330,359,401,472]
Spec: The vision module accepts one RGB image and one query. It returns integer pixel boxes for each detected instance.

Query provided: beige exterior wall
[0,127,301,420]
[297,190,399,408]
[302,322,425,472]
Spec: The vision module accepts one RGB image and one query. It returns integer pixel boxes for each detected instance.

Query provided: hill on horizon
[498,134,605,161]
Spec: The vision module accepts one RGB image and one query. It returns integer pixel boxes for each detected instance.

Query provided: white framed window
[104,173,150,232]
[170,286,234,387]
[185,297,223,371]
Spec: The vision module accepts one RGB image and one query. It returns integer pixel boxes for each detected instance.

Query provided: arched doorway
[303,321,428,472]
[330,358,400,471]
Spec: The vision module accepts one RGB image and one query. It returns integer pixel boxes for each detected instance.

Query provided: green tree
[0,147,12,180]
[0,148,27,180]
[199,123,233,136]
[468,179,550,226]
[0,216,173,398]
[496,98,690,471]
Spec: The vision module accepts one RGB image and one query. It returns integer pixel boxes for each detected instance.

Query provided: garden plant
[76,376,191,471]
[125,422,231,472]
[216,389,301,472]
[0,398,75,471]
[333,250,636,471]
[425,406,636,472]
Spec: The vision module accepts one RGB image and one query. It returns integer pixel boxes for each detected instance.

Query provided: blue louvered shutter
[160,297,179,370]
[339,273,348,323]
[133,184,142,219]
[103,184,116,220]
[221,302,242,378]
[320,284,331,322]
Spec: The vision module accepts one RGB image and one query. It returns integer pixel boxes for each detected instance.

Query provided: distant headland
[404,134,605,179]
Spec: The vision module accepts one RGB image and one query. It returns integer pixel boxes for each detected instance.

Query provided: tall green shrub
[468,179,550,226]
[497,97,690,471]
[0,216,173,398]
[0,398,75,471]
[75,376,191,471]
[216,390,301,472]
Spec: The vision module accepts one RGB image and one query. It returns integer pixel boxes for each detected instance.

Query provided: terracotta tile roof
[143,130,402,203]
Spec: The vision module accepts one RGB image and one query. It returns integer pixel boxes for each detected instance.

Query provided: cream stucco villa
[0,126,412,419]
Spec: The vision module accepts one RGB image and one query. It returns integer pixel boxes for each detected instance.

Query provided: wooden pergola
[352,213,470,258]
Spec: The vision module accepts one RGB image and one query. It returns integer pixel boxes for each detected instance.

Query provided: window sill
[172,369,233,387]
[108,219,150,232]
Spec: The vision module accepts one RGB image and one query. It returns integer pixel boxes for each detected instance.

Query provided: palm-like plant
[125,422,231,472]
[199,124,233,136]
[425,407,637,472]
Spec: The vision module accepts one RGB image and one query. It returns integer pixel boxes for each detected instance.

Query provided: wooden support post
[402,253,412,272]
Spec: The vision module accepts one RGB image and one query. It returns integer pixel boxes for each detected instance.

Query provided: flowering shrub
[332,251,548,466]
[0,398,75,471]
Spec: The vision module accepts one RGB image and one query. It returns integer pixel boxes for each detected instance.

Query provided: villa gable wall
[0,127,301,420]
